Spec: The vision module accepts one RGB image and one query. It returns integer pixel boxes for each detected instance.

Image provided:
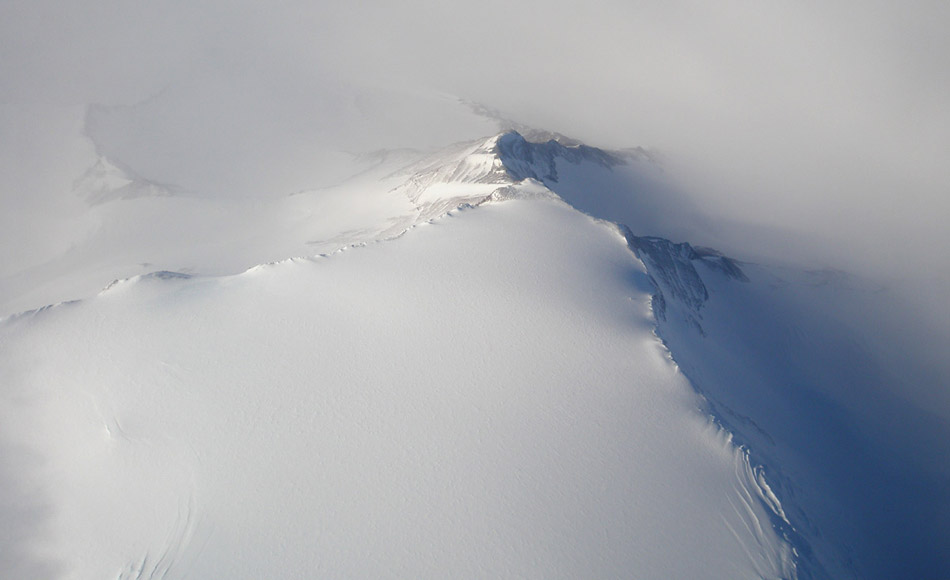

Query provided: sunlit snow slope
[0,134,799,579]
[0,197,795,578]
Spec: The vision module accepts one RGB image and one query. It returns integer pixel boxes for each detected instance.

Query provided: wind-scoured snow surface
[0,137,797,579]
[1,129,947,579]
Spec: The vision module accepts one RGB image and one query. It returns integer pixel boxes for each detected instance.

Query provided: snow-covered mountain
[2,129,948,578]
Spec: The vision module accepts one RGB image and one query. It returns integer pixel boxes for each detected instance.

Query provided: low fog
[4,1,947,286]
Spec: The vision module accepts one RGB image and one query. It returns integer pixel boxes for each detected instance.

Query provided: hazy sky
[2,0,948,292]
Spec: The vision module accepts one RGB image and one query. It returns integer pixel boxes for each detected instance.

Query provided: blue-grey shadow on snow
[493,130,950,579]
[627,237,950,580]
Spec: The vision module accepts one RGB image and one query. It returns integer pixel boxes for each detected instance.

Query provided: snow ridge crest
[391,130,626,218]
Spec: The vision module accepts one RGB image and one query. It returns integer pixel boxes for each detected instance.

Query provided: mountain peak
[388,130,630,219]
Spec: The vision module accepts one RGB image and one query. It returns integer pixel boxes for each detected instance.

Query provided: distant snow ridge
[72,156,174,204]
[494,131,621,182]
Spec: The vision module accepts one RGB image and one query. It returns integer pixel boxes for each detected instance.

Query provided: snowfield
[1,127,948,579]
